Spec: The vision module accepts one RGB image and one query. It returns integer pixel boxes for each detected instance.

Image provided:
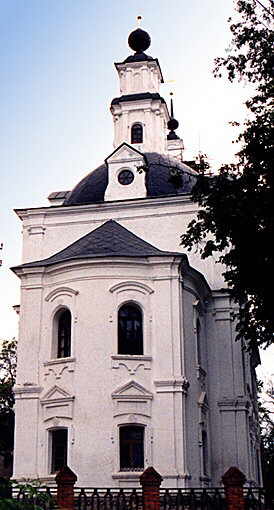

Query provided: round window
[118,170,134,185]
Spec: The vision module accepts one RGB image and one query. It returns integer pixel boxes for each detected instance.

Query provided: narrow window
[118,303,143,355]
[120,426,144,471]
[196,318,201,365]
[131,123,143,144]
[57,309,71,358]
[50,428,68,473]
[202,430,208,476]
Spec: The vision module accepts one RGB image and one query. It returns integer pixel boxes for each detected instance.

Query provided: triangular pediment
[112,380,153,400]
[105,142,144,164]
[41,385,72,402]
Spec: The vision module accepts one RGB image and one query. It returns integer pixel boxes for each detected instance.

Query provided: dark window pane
[51,429,67,473]
[118,304,143,355]
[131,124,143,144]
[120,426,144,470]
[57,310,71,358]
[202,430,208,475]
[196,318,201,365]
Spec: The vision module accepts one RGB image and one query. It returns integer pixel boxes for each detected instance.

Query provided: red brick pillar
[55,466,77,510]
[222,466,246,510]
[140,467,163,510]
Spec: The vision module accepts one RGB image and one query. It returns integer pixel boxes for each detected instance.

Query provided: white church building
[12,26,261,488]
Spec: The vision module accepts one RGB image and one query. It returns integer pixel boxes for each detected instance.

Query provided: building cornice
[14,193,195,221]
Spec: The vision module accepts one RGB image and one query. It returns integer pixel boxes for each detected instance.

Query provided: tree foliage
[0,339,17,414]
[181,0,273,349]
[0,339,17,470]
[257,378,274,502]
[0,479,53,509]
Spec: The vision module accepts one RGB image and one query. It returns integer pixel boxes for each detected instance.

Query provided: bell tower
[110,23,170,153]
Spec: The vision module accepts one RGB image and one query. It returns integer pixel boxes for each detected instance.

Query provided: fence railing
[15,486,57,509]
[160,488,227,510]
[10,486,269,510]
[2,466,271,510]
[244,487,267,509]
[75,488,142,510]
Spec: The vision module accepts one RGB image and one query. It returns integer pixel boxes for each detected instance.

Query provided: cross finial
[170,92,174,117]
[137,15,142,27]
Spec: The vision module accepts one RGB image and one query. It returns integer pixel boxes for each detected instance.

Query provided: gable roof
[105,142,145,162]
[12,220,184,271]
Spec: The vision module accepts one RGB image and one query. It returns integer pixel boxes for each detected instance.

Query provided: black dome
[167,118,179,131]
[64,153,197,206]
[128,28,151,53]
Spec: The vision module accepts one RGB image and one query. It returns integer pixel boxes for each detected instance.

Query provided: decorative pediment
[109,281,154,295]
[45,287,79,302]
[112,381,152,418]
[41,385,75,422]
[41,385,73,403]
[112,380,153,401]
[106,143,144,164]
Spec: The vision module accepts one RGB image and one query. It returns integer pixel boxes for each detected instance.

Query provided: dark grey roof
[64,152,197,206]
[111,92,166,106]
[12,220,183,271]
[123,52,154,63]
[48,191,70,200]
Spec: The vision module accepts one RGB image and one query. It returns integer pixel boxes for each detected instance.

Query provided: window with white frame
[201,429,209,476]
[52,308,71,359]
[131,123,143,144]
[119,425,144,471]
[49,428,68,473]
[196,317,201,366]
[118,303,143,355]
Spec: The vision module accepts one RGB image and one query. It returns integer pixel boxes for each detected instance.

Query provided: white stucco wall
[16,195,225,291]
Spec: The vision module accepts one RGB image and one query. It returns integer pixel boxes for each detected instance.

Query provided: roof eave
[11,252,186,273]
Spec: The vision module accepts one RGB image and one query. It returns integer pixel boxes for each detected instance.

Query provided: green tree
[0,339,17,476]
[257,378,274,503]
[181,0,273,350]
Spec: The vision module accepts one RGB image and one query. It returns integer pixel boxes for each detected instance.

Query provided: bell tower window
[131,123,143,144]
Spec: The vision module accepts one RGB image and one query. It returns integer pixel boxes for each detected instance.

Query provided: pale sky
[0,0,273,372]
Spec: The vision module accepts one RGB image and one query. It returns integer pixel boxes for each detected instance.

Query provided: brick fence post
[222,466,246,510]
[55,465,77,510]
[140,467,163,510]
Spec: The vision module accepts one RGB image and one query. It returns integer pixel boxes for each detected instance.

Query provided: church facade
[12,27,261,488]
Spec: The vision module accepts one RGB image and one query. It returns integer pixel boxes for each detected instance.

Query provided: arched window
[131,123,143,144]
[118,303,143,355]
[120,425,144,471]
[54,308,71,358]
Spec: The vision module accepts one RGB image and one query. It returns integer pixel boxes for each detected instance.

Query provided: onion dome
[128,28,151,53]
[64,153,197,206]
[167,93,180,140]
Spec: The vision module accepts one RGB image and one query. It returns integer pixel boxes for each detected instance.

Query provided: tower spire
[111,25,168,152]
[167,92,179,140]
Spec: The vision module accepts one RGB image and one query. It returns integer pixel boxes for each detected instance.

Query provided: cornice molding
[15,194,195,221]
